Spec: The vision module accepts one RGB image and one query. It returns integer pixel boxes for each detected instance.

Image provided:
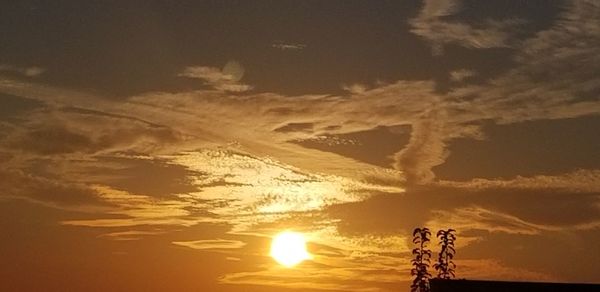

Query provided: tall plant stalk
[411,227,432,292]
[433,229,456,279]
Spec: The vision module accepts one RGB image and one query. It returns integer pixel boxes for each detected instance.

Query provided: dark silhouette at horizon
[430,279,600,292]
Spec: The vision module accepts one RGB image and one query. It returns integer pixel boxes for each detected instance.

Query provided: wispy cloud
[173,239,246,250]
[341,83,368,95]
[438,169,600,193]
[98,230,168,241]
[61,185,204,227]
[449,69,475,82]
[179,62,253,92]
[427,206,551,236]
[0,168,110,209]
[0,100,186,164]
[410,0,522,54]
[0,64,45,77]
[271,42,307,51]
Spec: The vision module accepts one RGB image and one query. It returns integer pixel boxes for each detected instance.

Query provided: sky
[1,1,599,291]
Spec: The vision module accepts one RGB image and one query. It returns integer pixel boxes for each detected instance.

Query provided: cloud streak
[173,239,246,250]
[0,64,45,77]
[179,63,253,92]
[410,0,522,54]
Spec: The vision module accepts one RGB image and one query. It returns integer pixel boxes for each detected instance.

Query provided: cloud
[400,0,600,182]
[0,2,596,190]
[73,156,202,198]
[179,63,253,92]
[0,64,45,77]
[271,42,306,50]
[448,1,600,123]
[53,147,402,232]
[3,30,597,185]
[294,125,411,169]
[98,230,168,241]
[220,269,390,292]
[393,111,449,184]
[427,206,550,235]
[61,185,204,228]
[434,115,600,181]
[0,93,44,120]
[0,75,434,183]
[1,2,598,190]
[409,0,522,54]
[449,69,475,82]
[329,177,600,241]
[0,106,184,156]
[0,168,108,209]
[342,83,368,95]
[166,150,401,219]
[172,239,246,250]
[438,169,600,193]
[273,122,314,133]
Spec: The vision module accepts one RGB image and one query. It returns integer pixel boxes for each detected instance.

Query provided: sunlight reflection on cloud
[168,149,403,218]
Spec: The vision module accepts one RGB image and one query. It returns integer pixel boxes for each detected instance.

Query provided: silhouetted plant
[411,227,432,292]
[433,229,456,279]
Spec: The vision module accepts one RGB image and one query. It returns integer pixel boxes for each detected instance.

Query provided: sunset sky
[1,1,599,291]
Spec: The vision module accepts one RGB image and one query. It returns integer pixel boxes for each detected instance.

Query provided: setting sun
[270,231,311,267]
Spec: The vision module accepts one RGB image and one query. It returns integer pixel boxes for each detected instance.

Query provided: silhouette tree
[411,227,432,292]
[433,229,456,279]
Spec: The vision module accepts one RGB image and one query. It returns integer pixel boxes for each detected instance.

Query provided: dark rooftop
[430,279,600,292]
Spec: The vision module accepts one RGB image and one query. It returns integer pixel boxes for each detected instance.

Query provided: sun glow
[270,231,311,267]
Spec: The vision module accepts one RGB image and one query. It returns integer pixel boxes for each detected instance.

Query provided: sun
[270,231,311,267]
